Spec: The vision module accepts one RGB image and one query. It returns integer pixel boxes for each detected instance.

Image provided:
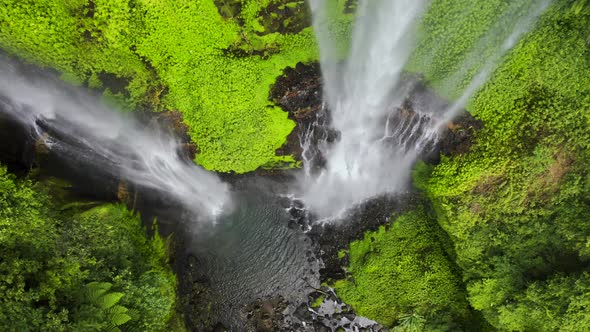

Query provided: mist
[0,60,230,220]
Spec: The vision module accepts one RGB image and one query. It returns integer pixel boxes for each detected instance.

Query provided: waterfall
[0,60,230,220]
[302,0,551,220]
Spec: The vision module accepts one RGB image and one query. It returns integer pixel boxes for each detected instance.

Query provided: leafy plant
[78,282,132,331]
[396,313,426,332]
[0,167,181,331]
[410,0,590,330]
[0,0,353,173]
[333,209,484,330]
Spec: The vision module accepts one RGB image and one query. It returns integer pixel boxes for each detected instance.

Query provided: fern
[572,0,588,15]
[124,324,144,332]
[106,305,132,326]
[126,308,140,321]
[110,312,132,326]
[96,292,125,310]
[104,323,121,332]
[105,305,127,316]
[82,282,134,329]
[398,313,426,332]
[85,282,113,303]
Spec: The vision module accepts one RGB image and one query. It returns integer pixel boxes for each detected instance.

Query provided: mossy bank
[0,0,349,173]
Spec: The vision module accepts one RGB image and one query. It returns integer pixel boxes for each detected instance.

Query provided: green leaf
[126,308,140,321]
[110,312,132,326]
[105,305,128,316]
[86,282,113,303]
[104,324,121,332]
[96,292,124,309]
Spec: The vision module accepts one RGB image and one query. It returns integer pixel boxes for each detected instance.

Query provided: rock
[244,296,289,332]
[271,62,323,120]
[308,194,420,283]
[176,254,220,332]
[215,0,311,35]
[0,114,36,174]
[313,321,332,332]
[117,181,131,205]
[293,303,313,321]
[256,0,311,35]
[271,62,327,162]
[152,110,199,160]
[438,112,483,158]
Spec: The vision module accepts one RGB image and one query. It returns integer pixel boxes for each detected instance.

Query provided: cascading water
[0,59,230,220]
[301,0,551,220]
[301,0,428,220]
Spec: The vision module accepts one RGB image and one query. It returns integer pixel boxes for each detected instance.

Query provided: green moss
[0,0,353,173]
[333,209,477,330]
[310,295,324,309]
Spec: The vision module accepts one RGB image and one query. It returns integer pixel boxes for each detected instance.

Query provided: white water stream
[0,61,230,220]
[301,0,551,220]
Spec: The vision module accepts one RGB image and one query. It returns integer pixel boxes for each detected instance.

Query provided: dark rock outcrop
[151,110,199,160]
[270,62,328,163]
[439,113,483,157]
[271,62,323,123]
[0,114,36,175]
[307,194,421,283]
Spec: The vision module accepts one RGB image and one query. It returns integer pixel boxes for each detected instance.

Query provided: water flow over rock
[0,60,230,220]
[301,0,428,219]
[302,0,551,220]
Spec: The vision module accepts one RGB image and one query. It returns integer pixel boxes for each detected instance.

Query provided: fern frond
[126,308,140,321]
[105,305,128,316]
[110,312,132,326]
[572,0,588,15]
[104,323,121,332]
[85,282,113,304]
[124,324,144,332]
[96,292,124,309]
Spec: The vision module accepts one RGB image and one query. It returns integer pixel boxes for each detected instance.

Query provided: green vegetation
[0,166,180,331]
[0,0,315,172]
[2,0,590,330]
[334,0,590,330]
[409,0,590,330]
[0,0,354,172]
[310,294,324,309]
[333,209,481,330]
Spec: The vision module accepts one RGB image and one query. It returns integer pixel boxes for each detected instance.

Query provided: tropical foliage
[335,0,590,330]
[333,209,487,331]
[0,166,179,331]
[1,0,590,330]
[412,0,590,330]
